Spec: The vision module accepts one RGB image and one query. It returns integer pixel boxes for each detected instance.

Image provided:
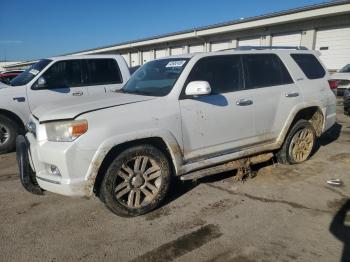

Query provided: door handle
[72,91,83,96]
[285,92,299,98]
[236,99,253,106]
[13,97,26,102]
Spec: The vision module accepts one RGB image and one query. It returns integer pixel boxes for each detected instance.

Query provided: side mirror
[185,81,211,96]
[36,76,47,89]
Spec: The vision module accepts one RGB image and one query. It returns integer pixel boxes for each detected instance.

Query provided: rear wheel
[277,120,316,165]
[100,145,171,217]
[0,115,20,154]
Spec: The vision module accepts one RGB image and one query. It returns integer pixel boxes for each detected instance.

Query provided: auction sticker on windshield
[166,60,186,68]
[29,69,39,75]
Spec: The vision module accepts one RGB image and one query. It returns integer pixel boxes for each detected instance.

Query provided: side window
[186,55,242,94]
[42,60,83,89]
[86,59,122,85]
[291,54,326,79]
[243,54,293,89]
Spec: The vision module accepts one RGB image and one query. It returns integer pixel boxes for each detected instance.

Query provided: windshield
[122,58,189,96]
[10,59,52,86]
[340,64,350,73]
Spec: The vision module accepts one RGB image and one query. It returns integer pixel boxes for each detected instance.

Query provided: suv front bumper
[16,135,43,195]
[16,133,96,197]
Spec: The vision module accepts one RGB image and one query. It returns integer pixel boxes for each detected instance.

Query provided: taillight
[328,80,338,90]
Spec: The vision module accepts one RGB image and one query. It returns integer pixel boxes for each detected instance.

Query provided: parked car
[129,65,141,75]
[0,70,24,84]
[0,55,130,154]
[17,49,336,216]
[344,87,350,115]
[331,64,350,96]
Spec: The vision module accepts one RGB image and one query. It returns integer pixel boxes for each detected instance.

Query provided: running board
[180,153,274,181]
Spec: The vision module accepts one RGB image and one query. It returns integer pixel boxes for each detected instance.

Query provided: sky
[1,0,328,61]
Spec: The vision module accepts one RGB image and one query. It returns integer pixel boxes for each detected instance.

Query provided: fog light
[49,165,61,177]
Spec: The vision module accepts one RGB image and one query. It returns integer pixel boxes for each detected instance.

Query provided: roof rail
[233,46,308,51]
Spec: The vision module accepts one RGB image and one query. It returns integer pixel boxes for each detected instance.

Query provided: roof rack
[233,46,308,51]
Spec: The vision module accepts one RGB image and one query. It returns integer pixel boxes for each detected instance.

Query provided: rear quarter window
[291,54,326,79]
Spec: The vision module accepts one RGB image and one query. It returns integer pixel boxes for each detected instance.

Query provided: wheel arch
[0,108,26,132]
[278,105,325,144]
[90,136,182,197]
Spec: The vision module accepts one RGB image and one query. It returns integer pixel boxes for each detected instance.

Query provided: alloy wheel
[0,124,10,145]
[289,128,314,162]
[114,156,162,208]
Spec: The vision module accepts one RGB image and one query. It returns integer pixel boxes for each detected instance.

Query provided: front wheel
[100,145,171,217]
[277,120,316,165]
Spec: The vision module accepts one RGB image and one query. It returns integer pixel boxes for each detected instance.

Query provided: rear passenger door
[85,58,124,94]
[242,54,302,141]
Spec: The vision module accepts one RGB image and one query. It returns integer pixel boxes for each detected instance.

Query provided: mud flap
[16,135,44,195]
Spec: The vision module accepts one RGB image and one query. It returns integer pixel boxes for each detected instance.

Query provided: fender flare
[83,128,183,196]
[277,102,325,144]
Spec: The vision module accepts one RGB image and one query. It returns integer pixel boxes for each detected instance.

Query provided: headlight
[45,120,88,142]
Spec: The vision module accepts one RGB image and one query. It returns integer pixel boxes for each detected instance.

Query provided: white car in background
[0,55,130,154]
[331,64,350,95]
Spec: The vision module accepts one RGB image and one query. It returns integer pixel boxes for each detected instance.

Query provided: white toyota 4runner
[17,48,336,217]
[0,55,130,154]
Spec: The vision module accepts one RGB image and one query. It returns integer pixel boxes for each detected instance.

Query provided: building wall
[0,62,22,71]
[5,2,350,71]
[101,13,350,71]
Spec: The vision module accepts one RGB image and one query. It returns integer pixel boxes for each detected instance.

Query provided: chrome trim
[36,176,61,185]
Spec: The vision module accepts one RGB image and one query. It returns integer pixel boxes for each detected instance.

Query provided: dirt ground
[0,103,349,262]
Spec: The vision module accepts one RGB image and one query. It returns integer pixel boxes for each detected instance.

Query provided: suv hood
[33,93,156,123]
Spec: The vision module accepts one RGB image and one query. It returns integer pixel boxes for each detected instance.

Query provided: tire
[100,144,171,217]
[276,120,316,165]
[0,115,20,154]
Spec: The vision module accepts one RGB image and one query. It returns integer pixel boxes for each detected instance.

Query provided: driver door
[179,55,256,161]
[27,59,86,112]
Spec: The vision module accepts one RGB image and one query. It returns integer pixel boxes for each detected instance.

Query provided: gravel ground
[0,104,349,262]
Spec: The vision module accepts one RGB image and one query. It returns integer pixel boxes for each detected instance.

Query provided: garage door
[131,52,139,67]
[315,27,350,70]
[272,33,302,47]
[189,44,204,53]
[238,37,261,47]
[171,46,184,55]
[142,51,152,64]
[121,53,130,66]
[211,40,231,51]
[155,49,167,58]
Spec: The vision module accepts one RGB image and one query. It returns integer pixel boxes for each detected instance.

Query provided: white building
[5,0,350,71]
[0,61,22,72]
